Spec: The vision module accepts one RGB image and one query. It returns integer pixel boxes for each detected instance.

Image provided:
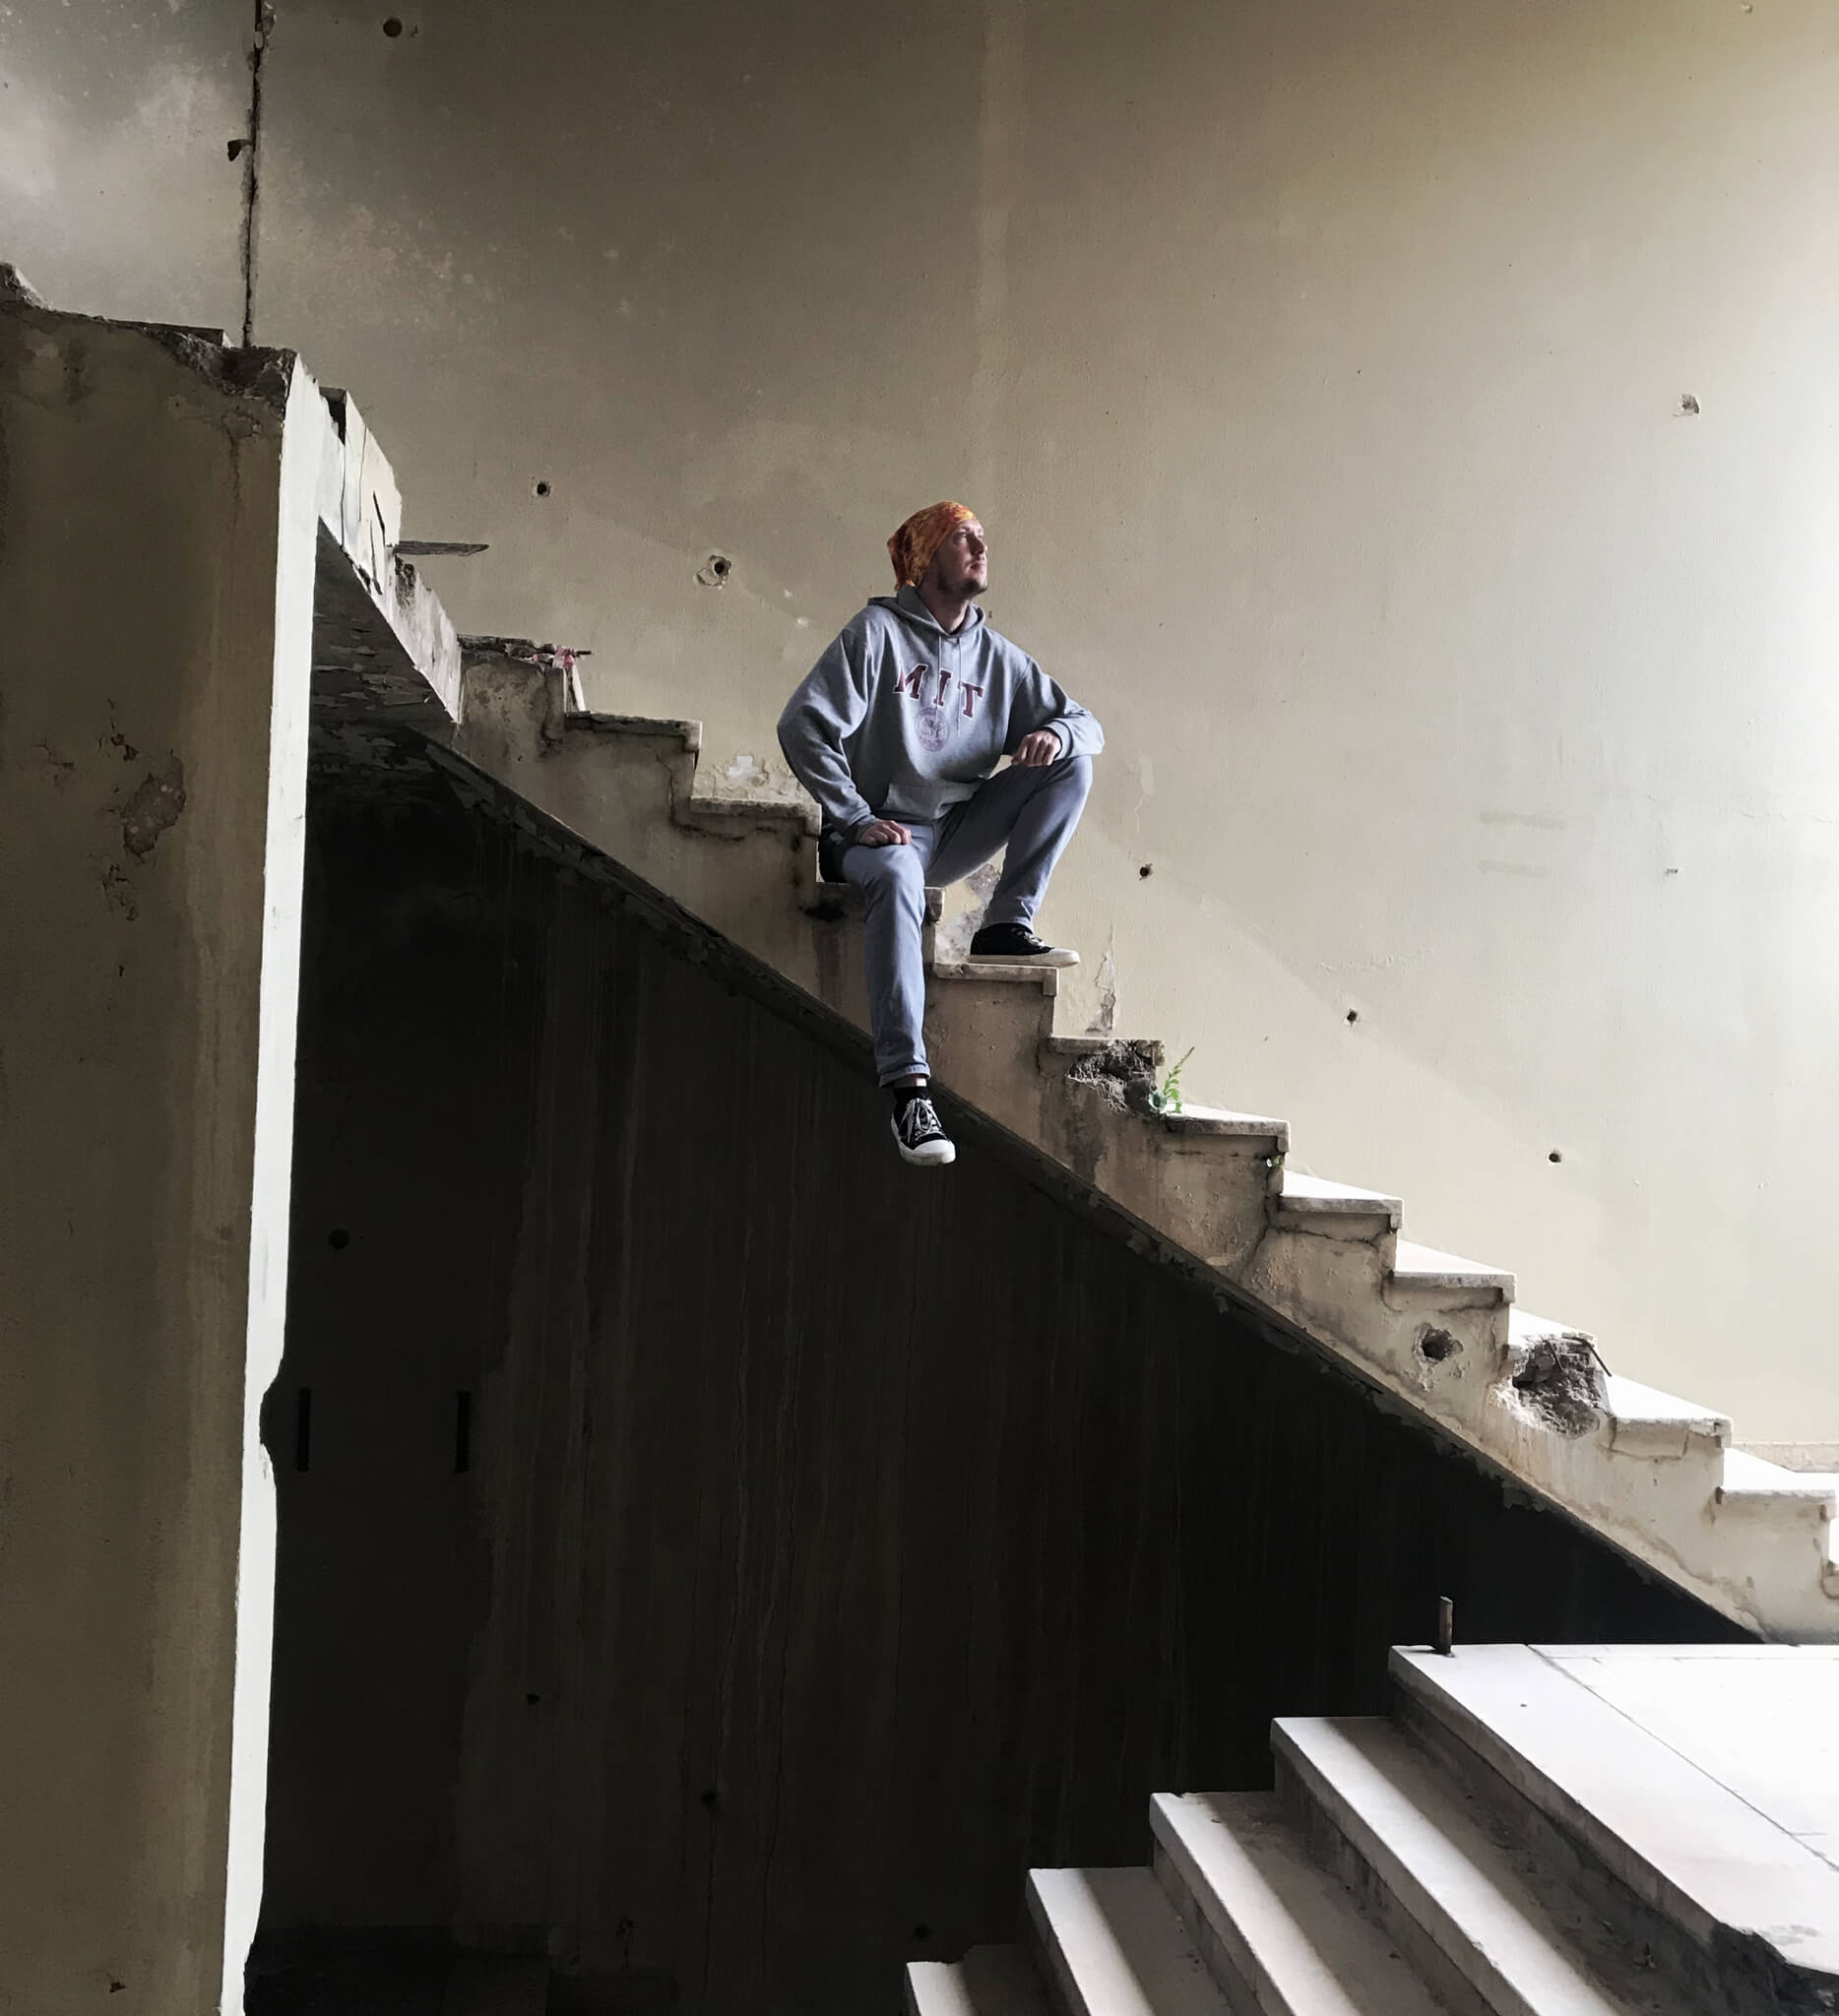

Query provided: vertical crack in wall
[239,0,276,346]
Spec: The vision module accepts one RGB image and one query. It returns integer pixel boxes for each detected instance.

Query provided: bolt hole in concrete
[696,552,732,587]
[1417,1326,1459,1364]
[1345,1008,1359,1025]
[226,137,246,160]
[382,15,404,34]
[533,477,551,498]
[1549,1150,1563,1164]
[1138,862,1153,878]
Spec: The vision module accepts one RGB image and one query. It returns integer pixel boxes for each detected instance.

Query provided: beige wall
[8,0,1839,1440]
[0,312,312,2009]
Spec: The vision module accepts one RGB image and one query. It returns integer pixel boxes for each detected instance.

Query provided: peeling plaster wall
[0,313,313,2012]
[8,0,1839,1438]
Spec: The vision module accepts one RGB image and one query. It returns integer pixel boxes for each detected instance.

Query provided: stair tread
[1389,1644,1839,1981]
[1276,1715,1707,2015]
[1280,1172,1402,1208]
[932,959,1060,989]
[1153,1791,1448,2014]
[1029,1864,1232,2016]
[1162,1103,1289,1142]
[679,791,817,831]
[1598,1370,1731,1437]
[1718,1448,1839,1505]
[908,1945,1049,2016]
[1390,1239,1514,1289]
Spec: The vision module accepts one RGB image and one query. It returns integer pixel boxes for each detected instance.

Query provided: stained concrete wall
[257,764,1739,2016]
[7,0,1839,1444]
[0,311,315,2011]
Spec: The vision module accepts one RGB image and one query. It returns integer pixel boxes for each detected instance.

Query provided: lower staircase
[909,1644,1839,2016]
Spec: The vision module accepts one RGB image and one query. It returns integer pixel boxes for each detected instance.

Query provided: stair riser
[1149,1840,1265,2016]
[1041,1087,1278,1273]
[1387,1685,1765,2016]
[1022,1878,1092,2016]
[1272,1748,1501,2016]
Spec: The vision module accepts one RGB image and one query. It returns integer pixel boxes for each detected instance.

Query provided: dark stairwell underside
[253,748,1742,2016]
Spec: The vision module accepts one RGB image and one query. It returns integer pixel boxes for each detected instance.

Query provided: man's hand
[1012,729,1064,769]
[855,818,913,847]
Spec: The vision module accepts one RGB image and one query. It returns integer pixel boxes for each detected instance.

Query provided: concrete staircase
[425,639,1839,1644]
[907,1644,1839,2016]
[266,327,1836,1643]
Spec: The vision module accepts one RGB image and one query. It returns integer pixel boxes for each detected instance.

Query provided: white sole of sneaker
[890,1117,956,1166]
[966,947,1079,968]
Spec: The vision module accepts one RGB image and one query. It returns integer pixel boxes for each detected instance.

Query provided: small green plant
[1148,1045,1194,1115]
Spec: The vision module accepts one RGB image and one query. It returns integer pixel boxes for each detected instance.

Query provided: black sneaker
[967,922,1079,968]
[891,1093,956,1166]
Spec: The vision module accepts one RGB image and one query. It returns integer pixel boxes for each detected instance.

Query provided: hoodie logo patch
[915,704,951,752]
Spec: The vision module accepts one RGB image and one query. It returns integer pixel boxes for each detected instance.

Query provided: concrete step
[675,788,817,837]
[932,958,1063,992]
[1716,1447,1839,1520]
[1159,1103,1290,1152]
[1385,1240,1514,1310]
[1045,1033,1168,1067]
[907,1945,1052,2016]
[563,708,701,750]
[1271,1172,1403,1238]
[1388,1643,1839,2016]
[1151,1790,1448,2015]
[1274,1714,1703,2016]
[1027,1864,1232,2016]
[1599,1373,1731,1460]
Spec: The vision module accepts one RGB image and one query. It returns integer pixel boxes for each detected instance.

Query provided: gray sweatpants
[841,750,1094,1086]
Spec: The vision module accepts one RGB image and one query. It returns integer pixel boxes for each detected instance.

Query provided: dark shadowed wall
[257,761,1740,2015]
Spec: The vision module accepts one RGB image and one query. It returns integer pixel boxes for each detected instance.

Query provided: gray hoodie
[777,585,1104,835]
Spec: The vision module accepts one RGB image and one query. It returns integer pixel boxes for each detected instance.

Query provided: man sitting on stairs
[778,500,1104,1169]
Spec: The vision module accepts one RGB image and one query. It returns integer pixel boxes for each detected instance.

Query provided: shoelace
[900,1098,941,1142]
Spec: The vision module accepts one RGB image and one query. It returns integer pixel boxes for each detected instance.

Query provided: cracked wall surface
[6,0,1839,1445]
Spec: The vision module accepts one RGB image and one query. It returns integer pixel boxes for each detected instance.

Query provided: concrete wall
[257,764,1738,2015]
[7,0,1839,1441]
[0,311,314,2011]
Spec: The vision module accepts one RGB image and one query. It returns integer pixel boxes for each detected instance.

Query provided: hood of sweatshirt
[867,584,988,641]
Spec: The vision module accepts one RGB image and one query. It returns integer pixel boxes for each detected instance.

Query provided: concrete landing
[1536,1643,1839,1875]
[1393,1642,1839,1985]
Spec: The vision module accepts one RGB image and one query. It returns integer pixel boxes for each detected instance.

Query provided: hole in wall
[1138,863,1153,879]
[227,137,246,160]
[1345,1009,1360,1025]
[696,552,733,587]
[1417,1326,1459,1365]
[382,15,404,34]
[1549,1150,1563,1164]
[532,478,551,499]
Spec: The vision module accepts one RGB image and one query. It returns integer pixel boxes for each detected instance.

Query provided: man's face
[928,520,988,598]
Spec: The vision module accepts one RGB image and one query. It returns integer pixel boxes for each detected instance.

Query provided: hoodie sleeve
[777,617,878,834]
[1006,656,1105,762]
